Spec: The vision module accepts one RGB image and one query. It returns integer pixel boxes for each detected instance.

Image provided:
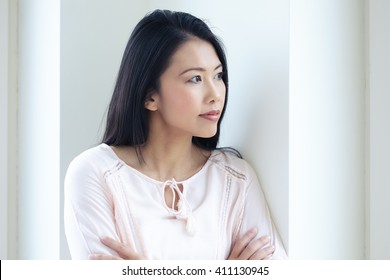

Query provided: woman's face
[147,38,226,139]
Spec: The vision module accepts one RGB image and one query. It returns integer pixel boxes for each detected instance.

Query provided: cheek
[159,85,198,112]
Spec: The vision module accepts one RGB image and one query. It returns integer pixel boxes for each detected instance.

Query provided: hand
[89,236,146,260]
[228,228,275,260]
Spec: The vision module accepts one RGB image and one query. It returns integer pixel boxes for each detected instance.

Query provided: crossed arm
[90,227,275,260]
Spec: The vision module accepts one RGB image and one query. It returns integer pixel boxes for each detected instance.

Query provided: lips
[199,110,221,122]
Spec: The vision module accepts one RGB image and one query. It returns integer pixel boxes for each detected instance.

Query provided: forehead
[168,38,221,70]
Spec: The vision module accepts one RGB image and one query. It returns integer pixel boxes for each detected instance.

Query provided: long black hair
[102,10,233,158]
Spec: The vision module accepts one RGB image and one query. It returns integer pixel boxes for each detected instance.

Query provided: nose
[206,80,224,104]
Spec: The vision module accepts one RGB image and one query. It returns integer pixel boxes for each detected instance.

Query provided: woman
[64,9,287,260]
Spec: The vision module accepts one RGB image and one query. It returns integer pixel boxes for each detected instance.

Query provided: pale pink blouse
[64,144,287,259]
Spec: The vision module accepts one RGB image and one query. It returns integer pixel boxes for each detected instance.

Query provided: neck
[139,134,209,182]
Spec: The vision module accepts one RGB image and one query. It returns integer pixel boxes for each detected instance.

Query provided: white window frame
[0,0,9,259]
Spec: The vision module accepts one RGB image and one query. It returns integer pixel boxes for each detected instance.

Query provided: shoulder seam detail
[224,166,247,181]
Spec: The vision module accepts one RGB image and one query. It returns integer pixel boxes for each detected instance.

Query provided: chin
[196,129,218,138]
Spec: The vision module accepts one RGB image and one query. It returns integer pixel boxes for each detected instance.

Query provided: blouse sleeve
[64,153,120,259]
[238,163,288,259]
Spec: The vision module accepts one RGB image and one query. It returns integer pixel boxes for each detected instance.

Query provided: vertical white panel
[290,0,365,258]
[6,0,19,260]
[0,0,9,260]
[368,0,390,259]
[18,0,60,259]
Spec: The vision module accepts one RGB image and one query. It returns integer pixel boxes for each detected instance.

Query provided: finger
[100,236,141,259]
[250,244,275,260]
[263,252,274,260]
[89,253,123,260]
[239,235,271,260]
[229,228,258,259]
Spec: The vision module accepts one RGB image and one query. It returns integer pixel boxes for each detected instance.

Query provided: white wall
[368,0,390,259]
[18,0,60,259]
[289,0,365,258]
[0,0,9,260]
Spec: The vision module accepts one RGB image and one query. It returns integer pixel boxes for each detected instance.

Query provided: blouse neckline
[100,143,215,185]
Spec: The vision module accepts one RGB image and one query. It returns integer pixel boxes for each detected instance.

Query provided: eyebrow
[179,64,223,76]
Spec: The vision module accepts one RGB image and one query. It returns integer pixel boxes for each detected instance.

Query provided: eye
[215,72,224,80]
[189,75,202,83]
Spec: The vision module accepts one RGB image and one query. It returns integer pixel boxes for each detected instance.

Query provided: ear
[144,91,159,111]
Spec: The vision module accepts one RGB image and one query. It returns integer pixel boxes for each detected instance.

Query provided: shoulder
[208,149,257,183]
[66,143,121,180]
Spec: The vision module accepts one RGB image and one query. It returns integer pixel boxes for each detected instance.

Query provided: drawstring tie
[162,179,196,235]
